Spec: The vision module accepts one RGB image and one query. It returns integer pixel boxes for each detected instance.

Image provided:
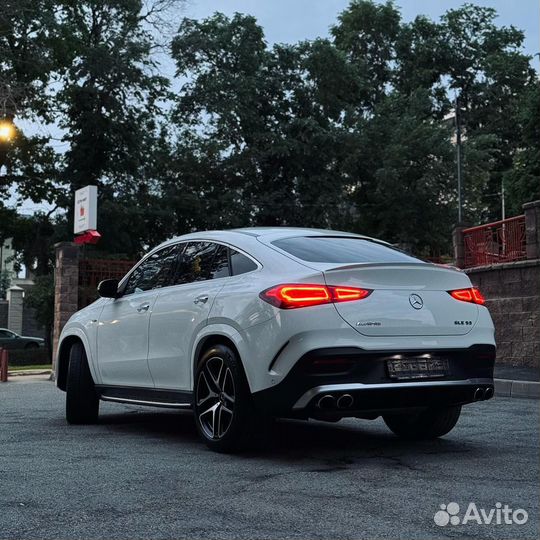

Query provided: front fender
[56,325,100,386]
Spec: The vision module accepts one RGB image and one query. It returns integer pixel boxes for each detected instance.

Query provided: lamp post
[454,95,463,223]
[0,119,15,297]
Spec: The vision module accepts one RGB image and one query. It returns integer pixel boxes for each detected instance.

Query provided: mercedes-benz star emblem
[409,293,424,310]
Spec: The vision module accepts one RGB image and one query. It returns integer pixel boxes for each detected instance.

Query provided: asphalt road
[1,378,538,540]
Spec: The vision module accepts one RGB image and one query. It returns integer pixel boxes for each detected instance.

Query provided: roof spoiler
[324,261,459,272]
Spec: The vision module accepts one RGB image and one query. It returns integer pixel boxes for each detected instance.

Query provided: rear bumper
[252,344,495,418]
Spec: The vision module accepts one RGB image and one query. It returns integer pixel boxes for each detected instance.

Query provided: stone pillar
[52,242,79,369]
[523,200,540,260]
[6,285,24,335]
[452,224,470,269]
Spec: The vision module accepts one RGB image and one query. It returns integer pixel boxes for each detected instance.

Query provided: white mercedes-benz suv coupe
[55,228,496,452]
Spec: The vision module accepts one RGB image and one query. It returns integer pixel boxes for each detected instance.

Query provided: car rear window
[271,236,422,264]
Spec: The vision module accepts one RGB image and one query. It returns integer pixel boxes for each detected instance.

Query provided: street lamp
[454,95,463,223]
[0,120,15,142]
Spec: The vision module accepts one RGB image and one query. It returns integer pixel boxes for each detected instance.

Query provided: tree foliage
[1,0,538,272]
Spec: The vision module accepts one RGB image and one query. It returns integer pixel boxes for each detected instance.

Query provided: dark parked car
[0,328,45,350]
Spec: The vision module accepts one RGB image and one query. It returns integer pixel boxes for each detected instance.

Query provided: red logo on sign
[80,206,85,217]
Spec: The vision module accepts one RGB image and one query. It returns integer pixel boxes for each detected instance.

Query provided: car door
[0,329,17,350]
[97,244,179,387]
[147,242,229,390]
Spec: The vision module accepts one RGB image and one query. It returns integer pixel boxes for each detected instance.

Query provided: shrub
[5,348,51,366]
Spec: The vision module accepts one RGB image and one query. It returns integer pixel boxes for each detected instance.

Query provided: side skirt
[95,385,193,410]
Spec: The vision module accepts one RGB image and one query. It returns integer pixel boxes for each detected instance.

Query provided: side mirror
[97,279,119,298]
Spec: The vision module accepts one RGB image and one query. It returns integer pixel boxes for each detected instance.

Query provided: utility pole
[501,179,506,220]
[455,95,463,223]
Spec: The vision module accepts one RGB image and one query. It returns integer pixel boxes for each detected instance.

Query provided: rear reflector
[260,284,372,309]
[448,287,486,305]
[305,358,355,375]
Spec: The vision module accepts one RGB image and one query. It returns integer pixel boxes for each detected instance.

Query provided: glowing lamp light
[0,121,15,142]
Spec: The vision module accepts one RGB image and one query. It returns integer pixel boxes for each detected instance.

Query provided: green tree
[345,90,455,253]
[0,0,57,118]
[171,15,363,229]
[439,4,536,220]
[57,1,168,190]
[331,0,400,108]
[505,81,540,214]
[24,274,55,358]
[0,0,61,205]
[47,0,184,257]
[3,0,538,266]
[0,270,11,299]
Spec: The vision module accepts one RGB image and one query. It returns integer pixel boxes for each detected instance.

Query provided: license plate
[386,357,449,380]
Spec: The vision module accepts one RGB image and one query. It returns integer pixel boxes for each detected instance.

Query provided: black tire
[383,405,461,440]
[194,344,259,453]
[25,342,39,350]
[65,342,99,424]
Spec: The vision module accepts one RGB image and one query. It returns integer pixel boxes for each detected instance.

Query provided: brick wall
[466,260,540,368]
[52,242,79,362]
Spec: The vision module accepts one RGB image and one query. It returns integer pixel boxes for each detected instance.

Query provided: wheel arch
[56,335,81,391]
[192,329,250,391]
[56,330,98,391]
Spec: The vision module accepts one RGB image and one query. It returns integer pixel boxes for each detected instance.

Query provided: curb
[7,369,52,377]
[495,378,540,399]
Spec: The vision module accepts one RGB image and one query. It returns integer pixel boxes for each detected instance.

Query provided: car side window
[123,245,179,295]
[230,249,258,275]
[211,245,230,279]
[0,330,13,338]
[173,242,221,284]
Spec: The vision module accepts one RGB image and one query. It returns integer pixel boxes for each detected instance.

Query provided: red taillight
[449,287,486,305]
[262,284,331,309]
[260,284,372,309]
[332,286,371,301]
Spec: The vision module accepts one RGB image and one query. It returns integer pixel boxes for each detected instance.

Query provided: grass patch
[9,364,52,371]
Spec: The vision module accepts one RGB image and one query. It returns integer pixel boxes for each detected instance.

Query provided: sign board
[74,185,97,234]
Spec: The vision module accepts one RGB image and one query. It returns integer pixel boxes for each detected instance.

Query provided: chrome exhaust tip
[336,394,354,409]
[484,387,494,400]
[474,387,485,401]
[317,395,336,409]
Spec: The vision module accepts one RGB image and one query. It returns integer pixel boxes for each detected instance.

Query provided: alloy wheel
[196,356,235,440]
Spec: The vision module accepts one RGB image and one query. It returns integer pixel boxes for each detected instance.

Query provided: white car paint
[56,228,496,399]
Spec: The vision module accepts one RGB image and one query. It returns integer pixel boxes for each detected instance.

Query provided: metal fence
[463,215,527,268]
[78,258,135,308]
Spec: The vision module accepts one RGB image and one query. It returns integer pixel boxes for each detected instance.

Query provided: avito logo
[434,502,528,526]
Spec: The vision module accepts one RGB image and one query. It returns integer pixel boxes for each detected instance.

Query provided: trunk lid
[324,263,478,336]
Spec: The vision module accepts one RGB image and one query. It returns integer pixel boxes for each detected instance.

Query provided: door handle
[136,303,150,312]
[194,295,209,305]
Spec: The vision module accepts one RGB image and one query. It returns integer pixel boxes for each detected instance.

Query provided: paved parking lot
[1,378,538,539]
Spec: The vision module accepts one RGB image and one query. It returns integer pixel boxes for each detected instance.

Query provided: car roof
[162,227,374,242]
[151,227,384,254]
[231,227,372,239]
